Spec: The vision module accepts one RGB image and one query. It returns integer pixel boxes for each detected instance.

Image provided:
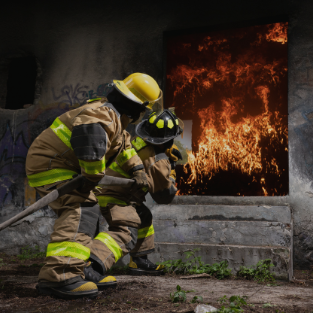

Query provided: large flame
[166,22,288,196]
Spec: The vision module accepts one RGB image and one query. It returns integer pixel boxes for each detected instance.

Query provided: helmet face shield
[146,90,163,114]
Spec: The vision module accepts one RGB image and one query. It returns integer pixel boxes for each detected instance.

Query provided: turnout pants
[90,201,155,273]
[37,184,155,283]
[36,182,100,284]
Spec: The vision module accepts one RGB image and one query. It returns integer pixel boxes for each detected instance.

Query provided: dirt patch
[0,253,313,312]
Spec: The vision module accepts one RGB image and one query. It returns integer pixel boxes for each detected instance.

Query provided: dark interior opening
[5,57,37,110]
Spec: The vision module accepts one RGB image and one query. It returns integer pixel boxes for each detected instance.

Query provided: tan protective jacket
[26,98,143,187]
[96,136,177,206]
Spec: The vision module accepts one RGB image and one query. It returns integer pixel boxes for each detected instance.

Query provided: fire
[165,22,288,196]
[266,23,287,44]
[184,87,287,185]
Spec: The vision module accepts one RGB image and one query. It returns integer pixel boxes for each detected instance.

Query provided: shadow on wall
[0,83,112,220]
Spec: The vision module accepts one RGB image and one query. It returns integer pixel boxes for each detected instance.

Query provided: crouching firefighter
[25,73,163,299]
[90,108,183,278]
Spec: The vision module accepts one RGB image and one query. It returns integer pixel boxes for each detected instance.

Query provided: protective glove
[130,169,149,192]
[166,145,183,170]
[77,176,99,193]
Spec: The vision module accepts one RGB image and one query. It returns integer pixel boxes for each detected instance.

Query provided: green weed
[17,245,45,260]
[158,248,232,279]
[169,285,197,303]
[217,295,247,313]
[170,285,187,303]
[191,295,203,303]
[237,259,275,283]
[0,258,5,268]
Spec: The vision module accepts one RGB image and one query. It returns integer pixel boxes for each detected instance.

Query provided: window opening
[165,22,288,196]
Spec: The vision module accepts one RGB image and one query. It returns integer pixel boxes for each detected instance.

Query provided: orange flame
[266,23,288,44]
[166,22,288,196]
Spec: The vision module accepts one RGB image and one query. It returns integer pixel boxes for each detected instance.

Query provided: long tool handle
[0,175,135,232]
[0,189,59,232]
[97,175,135,188]
[0,175,84,232]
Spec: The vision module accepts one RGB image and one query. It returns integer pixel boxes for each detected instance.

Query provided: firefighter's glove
[130,169,149,192]
[77,176,99,194]
[166,145,183,170]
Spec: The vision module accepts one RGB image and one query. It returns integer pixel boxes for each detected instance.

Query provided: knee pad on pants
[78,203,101,239]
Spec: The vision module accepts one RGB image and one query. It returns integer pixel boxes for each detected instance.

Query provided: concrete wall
[1,0,313,269]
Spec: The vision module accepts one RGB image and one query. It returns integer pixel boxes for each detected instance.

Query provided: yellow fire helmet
[113,73,163,112]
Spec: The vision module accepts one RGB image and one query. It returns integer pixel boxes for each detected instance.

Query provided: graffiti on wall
[0,122,29,211]
[52,83,111,107]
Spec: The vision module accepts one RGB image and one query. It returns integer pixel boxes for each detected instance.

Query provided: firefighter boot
[129,255,164,276]
[84,261,117,290]
[36,278,98,299]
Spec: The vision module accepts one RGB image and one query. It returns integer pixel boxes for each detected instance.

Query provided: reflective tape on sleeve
[27,169,77,187]
[94,232,123,262]
[50,117,72,149]
[116,148,137,166]
[96,195,127,207]
[109,162,130,178]
[87,98,101,103]
[138,225,154,239]
[46,241,90,261]
[79,158,106,175]
[131,137,147,151]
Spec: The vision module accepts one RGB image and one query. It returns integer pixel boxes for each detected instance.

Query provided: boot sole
[129,268,164,276]
[96,281,117,290]
[36,285,98,300]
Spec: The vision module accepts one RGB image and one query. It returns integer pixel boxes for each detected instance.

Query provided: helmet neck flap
[107,86,147,123]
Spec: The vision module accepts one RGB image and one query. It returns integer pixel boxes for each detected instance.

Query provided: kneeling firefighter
[25,73,162,299]
[92,108,183,277]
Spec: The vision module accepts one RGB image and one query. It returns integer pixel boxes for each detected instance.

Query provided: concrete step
[149,242,291,280]
[149,204,293,280]
[153,220,291,247]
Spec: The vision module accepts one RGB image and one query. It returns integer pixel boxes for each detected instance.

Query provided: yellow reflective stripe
[175,119,179,125]
[79,158,106,174]
[131,137,147,151]
[109,162,130,178]
[167,119,174,129]
[50,117,72,149]
[149,115,157,123]
[156,119,164,128]
[95,232,123,262]
[46,241,90,261]
[87,98,101,103]
[138,225,154,239]
[116,148,137,166]
[96,195,127,207]
[27,169,77,187]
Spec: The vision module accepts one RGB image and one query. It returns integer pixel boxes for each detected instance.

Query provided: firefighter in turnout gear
[92,109,183,276]
[25,73,163,299]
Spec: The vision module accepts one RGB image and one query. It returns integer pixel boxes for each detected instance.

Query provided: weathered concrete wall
[1,0,313,270]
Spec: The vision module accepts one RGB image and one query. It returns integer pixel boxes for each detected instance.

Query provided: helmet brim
[135,120,180,145]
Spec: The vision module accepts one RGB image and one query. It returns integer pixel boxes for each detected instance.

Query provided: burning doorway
[165,21,288,196]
